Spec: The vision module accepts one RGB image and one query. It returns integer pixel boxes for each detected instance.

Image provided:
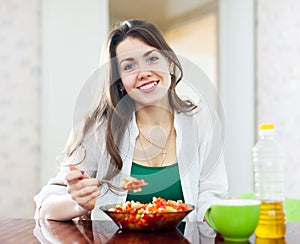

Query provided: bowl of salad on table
[100,197,194,231]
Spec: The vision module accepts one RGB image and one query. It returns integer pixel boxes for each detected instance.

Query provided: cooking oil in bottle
[253,124,286,239]
[255,201,286,239]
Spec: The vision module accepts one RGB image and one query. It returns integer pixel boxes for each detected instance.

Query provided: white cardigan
[34,107,228,222]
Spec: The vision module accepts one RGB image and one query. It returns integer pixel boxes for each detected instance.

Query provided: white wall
[40,0,109,185]
[0,0,40,218]
[218,0,255,196]
[256,0,300,199]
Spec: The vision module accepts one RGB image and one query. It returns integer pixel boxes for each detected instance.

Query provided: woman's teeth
[139,81,158,90]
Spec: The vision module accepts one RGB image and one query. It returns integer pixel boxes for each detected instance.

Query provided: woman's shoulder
[176,102,213,127]
[175,102,223,145]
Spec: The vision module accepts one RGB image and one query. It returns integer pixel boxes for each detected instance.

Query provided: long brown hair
[66,19,196,179]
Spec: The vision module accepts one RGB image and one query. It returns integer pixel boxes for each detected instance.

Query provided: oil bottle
[253,124,286,238]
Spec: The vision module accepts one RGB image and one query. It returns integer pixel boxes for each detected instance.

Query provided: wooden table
[0,218,299,243]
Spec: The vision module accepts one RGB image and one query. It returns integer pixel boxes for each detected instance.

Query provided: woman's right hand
[66,166,100,212]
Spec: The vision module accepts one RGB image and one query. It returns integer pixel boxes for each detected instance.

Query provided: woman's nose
[137,69,152,80]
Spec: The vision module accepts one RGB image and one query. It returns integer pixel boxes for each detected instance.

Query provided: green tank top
[126,162,184,203]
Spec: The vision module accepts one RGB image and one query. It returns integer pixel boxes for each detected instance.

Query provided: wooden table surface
[0,218,299,243]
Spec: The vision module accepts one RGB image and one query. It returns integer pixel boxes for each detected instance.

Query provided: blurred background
[0,0,299,218]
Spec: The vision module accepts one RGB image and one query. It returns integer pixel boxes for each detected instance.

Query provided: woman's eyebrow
[143,49,157,57]
[119,49,157,65]
[119,57,134,65]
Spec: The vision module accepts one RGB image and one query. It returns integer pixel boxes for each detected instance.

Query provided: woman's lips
[138,80,159,93]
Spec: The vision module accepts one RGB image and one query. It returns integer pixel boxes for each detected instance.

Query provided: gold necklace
[138,124,173,166]
[138,123,173,150]
[139,129,164,150]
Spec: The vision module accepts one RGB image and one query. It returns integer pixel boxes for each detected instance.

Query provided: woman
[34,19,228,222]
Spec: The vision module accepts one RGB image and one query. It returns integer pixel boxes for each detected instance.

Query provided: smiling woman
[116,39,173,109]
[34,19,228,224]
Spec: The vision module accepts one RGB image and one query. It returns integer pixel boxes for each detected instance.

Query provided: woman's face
[115,37,173,108]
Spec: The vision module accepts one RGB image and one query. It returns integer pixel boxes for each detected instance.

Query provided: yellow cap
[259,124,274,130]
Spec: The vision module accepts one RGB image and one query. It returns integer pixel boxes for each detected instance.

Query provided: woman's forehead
[116,37,156,57]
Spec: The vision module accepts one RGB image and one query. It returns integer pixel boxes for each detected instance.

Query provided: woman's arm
[38,169,100,221]
[197,154,228,221]
[39,194,88,221]
[197,110,228,221]
[34,126,103,220]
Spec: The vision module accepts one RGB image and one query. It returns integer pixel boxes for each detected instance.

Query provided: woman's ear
[169,62,175,75]
[119,81,125,95]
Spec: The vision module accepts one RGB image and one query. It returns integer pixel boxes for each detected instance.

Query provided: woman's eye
[124,63,135,71]
[147,56,159,63]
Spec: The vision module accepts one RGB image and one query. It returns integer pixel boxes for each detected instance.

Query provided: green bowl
[205,199,261,242]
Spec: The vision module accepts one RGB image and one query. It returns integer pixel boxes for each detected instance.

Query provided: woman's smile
[137,80,159,93]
